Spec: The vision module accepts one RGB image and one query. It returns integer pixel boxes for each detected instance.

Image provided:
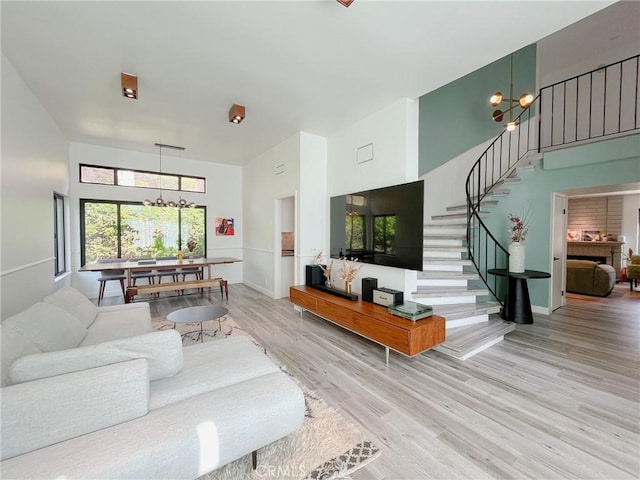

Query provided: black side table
[488,269,551,324]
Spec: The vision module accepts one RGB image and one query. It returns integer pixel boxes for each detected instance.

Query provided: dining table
[80,257,241,302]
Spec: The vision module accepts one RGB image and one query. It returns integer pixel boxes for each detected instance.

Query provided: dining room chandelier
[143,143,196,208]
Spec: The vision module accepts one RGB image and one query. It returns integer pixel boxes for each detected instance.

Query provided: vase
[345,281,352,294]
[508,242,525,273]
[325,278,333,289]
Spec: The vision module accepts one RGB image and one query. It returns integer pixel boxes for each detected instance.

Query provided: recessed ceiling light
[121,72,138,100]
[229,104,245,124]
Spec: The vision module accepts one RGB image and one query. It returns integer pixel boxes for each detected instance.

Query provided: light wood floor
[111,283,640,479]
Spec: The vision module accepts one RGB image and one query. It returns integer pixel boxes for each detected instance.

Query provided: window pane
[54,194,66,275]
[84,203,118,262]
[346,214,364,251]
[81,166,114,185]
[181,208,206,257]
[117,171,179,191]
[121,205,179,258]
[181,176,206,193]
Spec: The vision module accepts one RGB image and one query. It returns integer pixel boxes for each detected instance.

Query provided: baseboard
[243,280,273,298]
[532,304,551,315]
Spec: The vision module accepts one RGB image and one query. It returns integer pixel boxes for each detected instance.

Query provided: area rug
[153,312,382,480]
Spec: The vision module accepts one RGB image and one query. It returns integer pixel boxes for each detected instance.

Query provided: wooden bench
[126,278,228,303]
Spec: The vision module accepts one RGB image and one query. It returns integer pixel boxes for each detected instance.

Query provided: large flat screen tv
[330,180,424,271]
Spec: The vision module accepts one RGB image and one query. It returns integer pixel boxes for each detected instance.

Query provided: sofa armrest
[1,359,150,461]
[10,330,183,384]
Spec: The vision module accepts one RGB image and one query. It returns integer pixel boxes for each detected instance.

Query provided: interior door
[551,193,568,311]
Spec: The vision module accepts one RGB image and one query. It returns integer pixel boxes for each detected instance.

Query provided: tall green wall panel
[419,44,536,176]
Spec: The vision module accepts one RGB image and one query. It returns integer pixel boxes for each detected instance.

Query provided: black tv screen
[330,180,424,271]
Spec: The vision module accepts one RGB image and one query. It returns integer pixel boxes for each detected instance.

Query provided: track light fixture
[489,54,533,130]
[229,104,245,124]
[143,143,196,208]
[337,0,355,6]
[121,72,138,99]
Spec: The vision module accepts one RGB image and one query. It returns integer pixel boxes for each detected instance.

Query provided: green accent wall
[419,44,536,176]
[483,135,640,308]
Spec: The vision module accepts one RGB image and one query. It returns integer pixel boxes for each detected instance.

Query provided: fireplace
[567,254,607,264]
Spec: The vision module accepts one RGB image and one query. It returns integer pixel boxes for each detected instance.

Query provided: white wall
[69,143,243,298]
[327,98,420,298]
[243,133,302,296]
[1,54,71,319]
[622,193,640,258]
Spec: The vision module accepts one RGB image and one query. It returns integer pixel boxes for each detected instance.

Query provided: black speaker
[306,265,324,286]
[361,277,378,302]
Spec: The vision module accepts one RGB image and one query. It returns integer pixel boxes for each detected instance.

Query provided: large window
[80,164,206,193]
[80,200,206,265]
[54,193,67,276]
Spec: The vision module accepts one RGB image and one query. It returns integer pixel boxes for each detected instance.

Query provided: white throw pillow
[2,302,87,352]
[43,286,98,328]
[11,329,183,383]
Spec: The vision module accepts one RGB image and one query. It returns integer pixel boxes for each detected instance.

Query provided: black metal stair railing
[466,54,640,311]
[465,102,539,310]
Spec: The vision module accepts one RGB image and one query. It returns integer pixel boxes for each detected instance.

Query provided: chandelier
[489,54,534,131]
[143,143,196,208]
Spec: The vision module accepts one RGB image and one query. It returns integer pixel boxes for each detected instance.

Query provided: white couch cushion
[81,304,152,346]
[43,286,98,328]
[150,335,280,410]
[1,359,150,461]
[11,329,183,384]
[0,323,42,387]
[2,302,87,352]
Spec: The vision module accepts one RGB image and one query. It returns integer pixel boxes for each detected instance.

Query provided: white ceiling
[1,0,623,166]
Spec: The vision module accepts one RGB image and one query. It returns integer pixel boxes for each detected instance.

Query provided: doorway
[274,195,296,299]
[551,192,567,311]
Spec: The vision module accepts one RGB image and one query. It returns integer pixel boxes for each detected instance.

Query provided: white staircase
[414,165,535,360]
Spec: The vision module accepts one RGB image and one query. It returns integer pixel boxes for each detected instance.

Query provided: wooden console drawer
[290,288,317,311]
[316,299,411,354]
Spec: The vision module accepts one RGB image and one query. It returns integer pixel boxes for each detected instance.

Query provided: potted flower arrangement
[338,257,362,293]
[314,250,334,288]
[507,211,529,272]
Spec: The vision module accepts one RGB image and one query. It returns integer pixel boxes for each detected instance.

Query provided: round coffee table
[166,305,229,343]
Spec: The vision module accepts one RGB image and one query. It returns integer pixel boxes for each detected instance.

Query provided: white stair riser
[413,295,477,305]
[421,264,464,272]
[457,336,504,360]
[424,228,466,236]
[417,279,468,287]
[445,314,489,329]
[423,239,464,247]
[422,251,463,259]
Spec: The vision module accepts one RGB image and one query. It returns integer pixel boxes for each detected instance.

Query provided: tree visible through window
[345,214,364,251]
[80,200,206,265]
[374,215,396,254]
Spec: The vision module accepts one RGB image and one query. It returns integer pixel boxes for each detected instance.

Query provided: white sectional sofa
[0,286,305,479]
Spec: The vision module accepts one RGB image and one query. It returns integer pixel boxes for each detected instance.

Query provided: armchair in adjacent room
[626,251,640,291]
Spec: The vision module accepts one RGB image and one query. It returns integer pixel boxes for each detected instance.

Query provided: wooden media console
[289,285,445,364]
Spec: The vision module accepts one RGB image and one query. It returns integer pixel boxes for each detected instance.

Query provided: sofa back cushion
[0,323,42,387]
[11,329,183,384]
[1,359,150,461]
[43,286,98,328]
[2,302,87,352]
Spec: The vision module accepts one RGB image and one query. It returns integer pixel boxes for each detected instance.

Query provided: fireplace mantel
[567,241,623,277]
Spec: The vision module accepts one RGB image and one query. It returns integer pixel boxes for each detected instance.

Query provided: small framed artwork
[216,217,235,236]
[582,230,600,242]
[567,229,582,241]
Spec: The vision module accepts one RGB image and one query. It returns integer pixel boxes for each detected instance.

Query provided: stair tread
[414,286,489,296]
[432,212,488,220]
[434,318,515,358]
[423,233,467,239]
[423,257,472,265]
[424,223,467,228]
[422,246,467,252]
[447,200,499,212]
[431,301,501,316]
[418,271,479,280]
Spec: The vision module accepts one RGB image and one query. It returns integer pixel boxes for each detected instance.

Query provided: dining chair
[96,258,126,305]
[155,256,179,284]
